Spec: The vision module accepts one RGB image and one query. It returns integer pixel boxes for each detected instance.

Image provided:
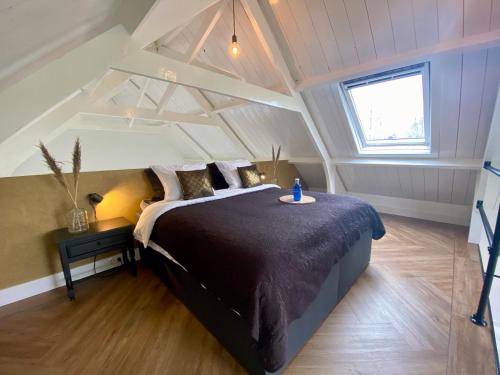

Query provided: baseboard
[0,250,139,307]
[349,192,471,226]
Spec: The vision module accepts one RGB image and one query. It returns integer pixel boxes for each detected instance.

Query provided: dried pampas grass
[72,138,81,204]
[39,138,81,208]
[271,144,281,181]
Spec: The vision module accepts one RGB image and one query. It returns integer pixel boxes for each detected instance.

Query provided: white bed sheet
[148,240,187,271]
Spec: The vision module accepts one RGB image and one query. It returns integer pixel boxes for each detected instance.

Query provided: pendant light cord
[233,0,236,36]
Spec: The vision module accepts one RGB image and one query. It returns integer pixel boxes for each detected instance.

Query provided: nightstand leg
[128,238,137,277]
[61,262,75,300]
[121,248,130,266]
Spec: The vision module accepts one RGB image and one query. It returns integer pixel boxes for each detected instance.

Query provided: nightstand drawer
[67,234,126,258]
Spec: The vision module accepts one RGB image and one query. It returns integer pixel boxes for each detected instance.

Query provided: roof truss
[297,29,500,91]
[1,0,496,180]
[110,49,301,111]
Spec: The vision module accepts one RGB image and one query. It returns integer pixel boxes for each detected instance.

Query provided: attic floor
[0,215,496,374]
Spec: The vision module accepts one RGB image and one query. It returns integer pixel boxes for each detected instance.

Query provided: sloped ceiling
[2,0,500,208]
[0,0,124,90]
[268,0,500,80]
[166,0,282,88]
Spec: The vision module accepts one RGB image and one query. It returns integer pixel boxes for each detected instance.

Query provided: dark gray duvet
[151,188,385,372]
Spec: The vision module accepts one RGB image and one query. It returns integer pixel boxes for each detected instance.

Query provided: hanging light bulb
[228,0,241,58]
[229,34,241,58]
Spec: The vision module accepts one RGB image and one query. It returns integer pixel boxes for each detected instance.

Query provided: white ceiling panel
[181,123,243,159]
[0,0,122,89]
[224,104,317,160]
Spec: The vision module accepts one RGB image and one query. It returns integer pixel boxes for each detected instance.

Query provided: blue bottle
[293,178,302,202]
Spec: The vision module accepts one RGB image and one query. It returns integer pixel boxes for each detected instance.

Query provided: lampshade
[88,193,103,204]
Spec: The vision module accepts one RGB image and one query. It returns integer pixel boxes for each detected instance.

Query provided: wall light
[88,193,104,221]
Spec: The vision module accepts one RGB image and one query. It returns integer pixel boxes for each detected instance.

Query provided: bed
[135,184,385,375]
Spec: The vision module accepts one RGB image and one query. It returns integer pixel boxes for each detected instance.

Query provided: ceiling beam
[71,119,212,163]
[70,120,170,134]
[81,104,221,127]
[0,26,133,177]
[289,157,483,170]
[0,71,154,177]
[185,0,229,63]
[158,47,245,81]
[0,25,129,145]
[0,93,87,176]
[128,78,150,127]
[185,87,256,160]
[157,20,191,46]
[210,98,249,114]
[240,0,335,192]
[156,0,229,115]
[91,72,132,104]
[297,29,500,91]
[174,124,212,161]
[333,158,483,170]
[131,0,221,49]
[156,84,176,114]
[110,49,300,112]
[128,79,158,108]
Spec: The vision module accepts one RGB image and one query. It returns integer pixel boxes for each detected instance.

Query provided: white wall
[14,128,188,176]
[468,84,500,362]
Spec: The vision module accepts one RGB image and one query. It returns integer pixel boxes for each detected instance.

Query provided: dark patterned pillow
[237,165,262,188]
[207,162,229,190]
[175,168,215,200]
[144,168,164,201]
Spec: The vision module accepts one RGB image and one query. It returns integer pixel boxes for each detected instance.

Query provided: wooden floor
[0,215,497,374]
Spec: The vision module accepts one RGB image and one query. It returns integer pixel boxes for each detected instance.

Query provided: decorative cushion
[176,168,215,200]
[207,162,229,190]
[237,165,262,188]
[215,160,252,189]
[144,168,164,201]
[151,163,206,201]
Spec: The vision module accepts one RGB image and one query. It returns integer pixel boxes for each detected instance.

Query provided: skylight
[341,63,430,155]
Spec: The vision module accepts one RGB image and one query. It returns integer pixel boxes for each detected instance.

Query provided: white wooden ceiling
[268,0,500,80]
[2,0,500,209]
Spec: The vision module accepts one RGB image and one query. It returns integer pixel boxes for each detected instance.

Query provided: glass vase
[67,207,89,233]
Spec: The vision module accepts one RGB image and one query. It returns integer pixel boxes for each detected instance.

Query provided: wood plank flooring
[0,214,497,374]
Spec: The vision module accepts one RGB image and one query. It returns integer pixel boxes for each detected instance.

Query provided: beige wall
[0,161,302,290]
[0,169,152,290]
[255,160,306,190]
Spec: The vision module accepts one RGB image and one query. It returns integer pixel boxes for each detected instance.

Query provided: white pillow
[151,163,206,201]
[215,160,252,189]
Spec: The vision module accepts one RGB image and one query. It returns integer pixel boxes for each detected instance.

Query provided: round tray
[279,195,316,204]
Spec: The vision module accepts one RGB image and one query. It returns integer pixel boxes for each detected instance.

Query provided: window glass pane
[349,74,424,144]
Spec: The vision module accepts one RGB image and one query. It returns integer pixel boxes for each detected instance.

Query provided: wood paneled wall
[308,47,500,205]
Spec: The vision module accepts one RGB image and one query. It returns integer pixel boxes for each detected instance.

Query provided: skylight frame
[340,63,431,155]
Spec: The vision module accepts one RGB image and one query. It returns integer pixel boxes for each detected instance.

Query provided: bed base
[140,230,372,375]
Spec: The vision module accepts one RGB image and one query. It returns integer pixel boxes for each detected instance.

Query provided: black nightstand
[54,217,136,300]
